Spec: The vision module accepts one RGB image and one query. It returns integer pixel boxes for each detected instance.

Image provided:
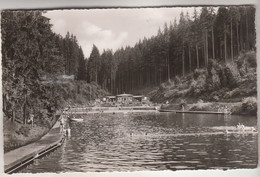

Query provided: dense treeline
[2,11,87,125]
[85,6,255,94]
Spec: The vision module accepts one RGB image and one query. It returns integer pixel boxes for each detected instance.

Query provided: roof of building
[116,94,133,97]
[106,96,116,98]
[133,95,144,98]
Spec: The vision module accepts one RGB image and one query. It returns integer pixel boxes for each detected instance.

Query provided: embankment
[150,51,257,115]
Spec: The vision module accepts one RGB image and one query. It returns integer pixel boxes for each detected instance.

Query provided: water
[20,112,258,173]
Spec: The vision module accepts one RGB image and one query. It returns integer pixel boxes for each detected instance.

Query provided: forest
[84,6,256,94]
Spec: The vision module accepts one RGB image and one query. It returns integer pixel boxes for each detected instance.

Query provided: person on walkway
[64,115,71,137]
[59,116,64,133]
[224,106,228,114]
[28,114,34,127]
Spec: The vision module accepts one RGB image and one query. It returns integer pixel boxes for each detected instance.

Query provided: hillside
[54,80,109,106]
[149,51,257,114]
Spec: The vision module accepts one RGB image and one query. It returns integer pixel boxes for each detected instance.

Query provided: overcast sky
[45,7,198,58]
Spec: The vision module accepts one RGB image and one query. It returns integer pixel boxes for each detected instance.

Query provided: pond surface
[20,112,258,173]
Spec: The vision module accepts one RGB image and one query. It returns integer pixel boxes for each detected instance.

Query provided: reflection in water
[20,112,258,173]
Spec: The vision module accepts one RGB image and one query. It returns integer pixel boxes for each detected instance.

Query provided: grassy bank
[3,114,53,153]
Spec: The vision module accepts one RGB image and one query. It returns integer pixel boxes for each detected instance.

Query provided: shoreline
[160,101,257,116]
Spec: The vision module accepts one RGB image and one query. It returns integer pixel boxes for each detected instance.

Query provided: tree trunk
[188,45,191,72]
[89,86,91,100]
[196,43,199,68]
[159,70,162,84]
[245,7,249,50]
[240,18,243,51]
[224,24,227,63]
[182,40,185,77]
[167,55,170,82]
[206,31,208,67]
[95,65,97,83]
[12,109,15,122]
[23,97,27,124]
[212,25,215,59]
[204,30,208,67]
[231,18,234,62]
[110,71,112,93]
[236,22,240,56]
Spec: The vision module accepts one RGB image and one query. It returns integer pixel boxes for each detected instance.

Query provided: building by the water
[103,94,148,104]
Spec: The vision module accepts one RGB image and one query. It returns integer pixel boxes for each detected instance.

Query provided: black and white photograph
[1,1,259,176]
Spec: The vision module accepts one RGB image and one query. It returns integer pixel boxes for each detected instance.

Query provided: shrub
[190,74,207,95]
[236,51,256,74]
[245,51,256,68]
[224,62,241,88]
[18,125,30,137]
[164,89,177,98]
[209,67,221,88]
[193,69,206,79]
[174,76,181,84]
[242,97,257,115]
[213,95,219,101]
[189,102,211,111]
[197,99,204,103]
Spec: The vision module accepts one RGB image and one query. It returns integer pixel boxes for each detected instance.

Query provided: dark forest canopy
[2,11,88,124]
[85,6,256,94]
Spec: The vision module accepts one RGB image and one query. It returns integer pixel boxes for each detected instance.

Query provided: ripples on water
[20,112,258,173]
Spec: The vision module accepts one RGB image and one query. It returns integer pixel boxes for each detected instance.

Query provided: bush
[244,51,256,68]
[224,62,241,88]
[190,73,207,95]
[189,102,212,111]
[213,96,219,101]
[174,76,181,84]
[17,125,30,137]
[242,97,257,115]
[209,67,221,89]
[193,69,206,79]
[236,51,256,75]
[197,99,204,103]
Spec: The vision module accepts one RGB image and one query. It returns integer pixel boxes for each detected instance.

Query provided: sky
[45,7,198,58]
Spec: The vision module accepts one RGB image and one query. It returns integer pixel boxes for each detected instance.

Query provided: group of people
[217,105,232,114]
[236,123,245,131]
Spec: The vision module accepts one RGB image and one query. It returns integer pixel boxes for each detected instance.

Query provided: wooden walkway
[4,120,66,174]
[72,109,158,114]
[159,109,230,115]
[176,110,230,114]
